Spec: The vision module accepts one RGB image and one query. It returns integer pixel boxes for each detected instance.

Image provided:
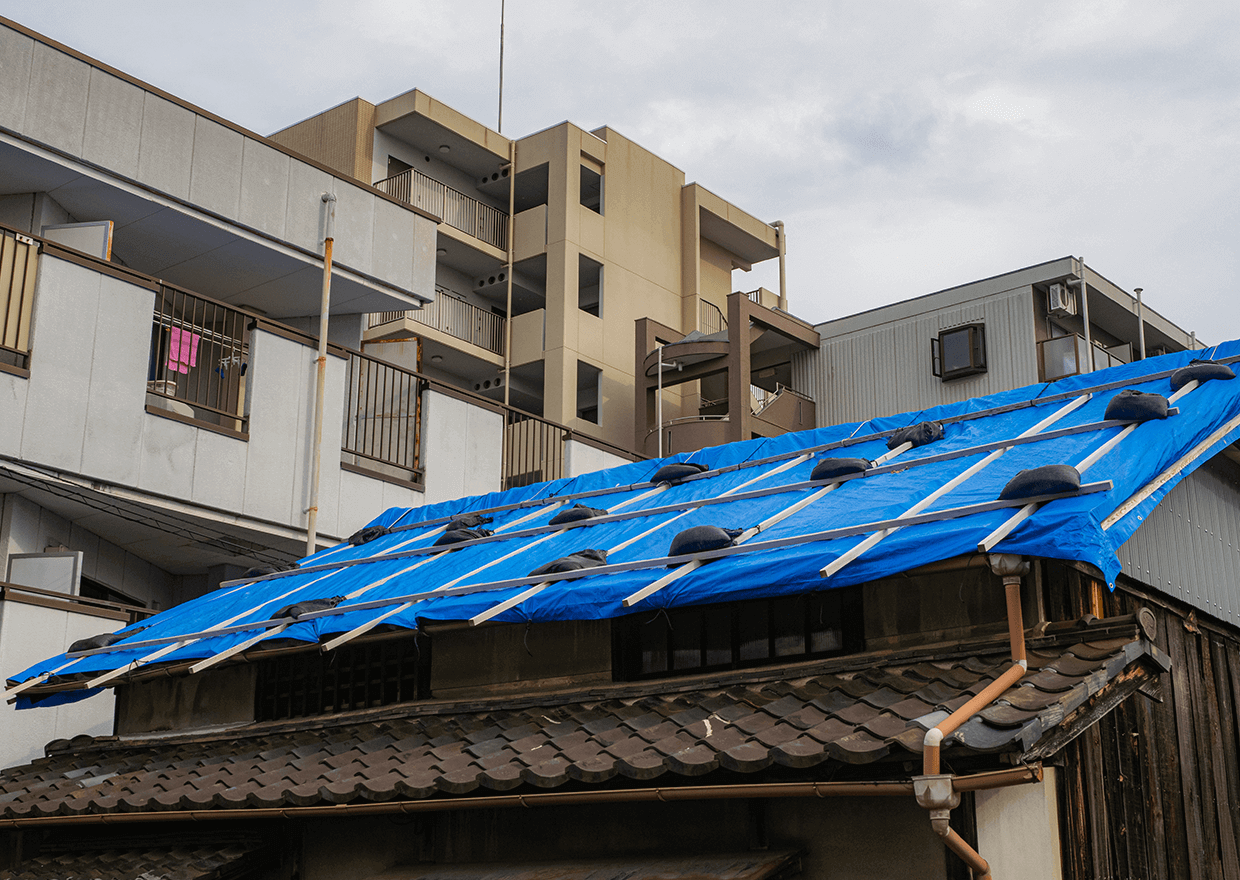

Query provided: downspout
[771,220,787,311]
[305,193,336,558]
[1076,260,1093,373]
[916,553,1030,879]
[1134,288,1146,360]
[503,139,516,406]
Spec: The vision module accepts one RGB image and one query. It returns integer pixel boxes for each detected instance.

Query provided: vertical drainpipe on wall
[1077,259,1093,373]
[1134,287,1146,360]
[503,138,516,406]
[914,553,1031,879]
[306,192,336,558]
[772,220,787,312]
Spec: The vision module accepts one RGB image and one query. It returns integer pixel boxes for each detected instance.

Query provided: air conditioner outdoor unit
[1048,283,1078,316]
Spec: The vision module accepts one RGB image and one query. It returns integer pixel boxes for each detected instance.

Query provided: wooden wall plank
[1202,637,1240,880]
[1166,621,1209,880]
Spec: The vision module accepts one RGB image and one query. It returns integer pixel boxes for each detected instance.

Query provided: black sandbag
[434,527,493,546]
[347,525,389,546]
[650,462,709,484]
[242,561,298,578]
[668,525,744,557]
[68,626,149,654]
[549,504,609,525]
[446,513,494,530]
[528,548,608,577]
[1170,360,1236,391]
[887,421,944,450]
[810,457,870,482]
[998,465,1081,501]
[269,596,345,620]
[1104,389,1169,422]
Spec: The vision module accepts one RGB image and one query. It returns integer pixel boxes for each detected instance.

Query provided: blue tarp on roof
[12,343,1240,702]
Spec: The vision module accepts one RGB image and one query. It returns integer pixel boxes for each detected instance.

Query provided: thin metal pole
[1135,287,1146,360]
[497,0,505,132]
[306,193,336,558]
[1079,259,1093,373]
[656,343,664,458]
[503,139,515,405]
[772,220,787,311]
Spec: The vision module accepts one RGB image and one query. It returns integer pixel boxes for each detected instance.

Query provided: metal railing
[0,228,37,370]
[342,351,426,482]
[503,409,566,489]
[374,168,509,250]
[700,300,727,335]
[149,286,250,431]
[369,287,506,354]
[1038,334,1128,382]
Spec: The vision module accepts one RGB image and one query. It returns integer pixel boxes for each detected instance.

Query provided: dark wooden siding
[1045,562,1240,880]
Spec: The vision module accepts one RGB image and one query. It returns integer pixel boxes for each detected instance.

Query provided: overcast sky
[4,2,1238,340]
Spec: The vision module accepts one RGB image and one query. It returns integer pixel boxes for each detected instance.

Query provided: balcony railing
[370,288,506,354]
[503,409,566,489]
[0,227,37,371]
[1038,334,1128,382]
[375,168,509,250]
[700,300,727,335]
[342,351,425,483]
[149,285,250,433]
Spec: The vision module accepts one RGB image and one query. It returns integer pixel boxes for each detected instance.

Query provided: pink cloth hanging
[168,327,202,374]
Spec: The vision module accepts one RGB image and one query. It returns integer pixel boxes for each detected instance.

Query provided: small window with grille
[931,323,987,380]
[254,636,429,722]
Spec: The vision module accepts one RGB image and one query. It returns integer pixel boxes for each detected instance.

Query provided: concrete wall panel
[190,427,248,515]
[284,157,334,254]
[0,601,116,769]
[0,370,29,455]
[25,43,89,156]
[241,330,308,525]
[137,411,198,501]
[238,139,291,240]
[81,69,145,180]
[19,258,101,473]
[137,94,196,200]
[330,183,375,276]
[976,769,1063,880]
[189,117,244,219]
[371,197,416,292]
[79,273,154,485]
[563,439,629,478]
[420,390,503,504]
[0,26,33,133]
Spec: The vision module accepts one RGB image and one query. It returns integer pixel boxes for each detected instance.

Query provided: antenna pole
[498,0,506,132]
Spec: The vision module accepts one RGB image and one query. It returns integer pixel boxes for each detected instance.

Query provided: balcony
[375,168,509,251]
[369,288,506,355]
[1038,334,1129,382]
[0,227,37,374]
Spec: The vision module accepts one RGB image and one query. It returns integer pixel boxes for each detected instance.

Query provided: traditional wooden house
[4,345,1240,879]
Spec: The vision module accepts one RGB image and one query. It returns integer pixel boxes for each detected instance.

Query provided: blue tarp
[14,342,1240,703]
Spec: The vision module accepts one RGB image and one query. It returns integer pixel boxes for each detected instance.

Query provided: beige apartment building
[271,91,818,457]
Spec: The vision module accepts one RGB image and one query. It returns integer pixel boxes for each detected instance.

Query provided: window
[614,589,864,680]
[580,163,603,214]
[578,254,602,316]
[254,636,429,721]
[931,323,986,380]
[576,361,601,424]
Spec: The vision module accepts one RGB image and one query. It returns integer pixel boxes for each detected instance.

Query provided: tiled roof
[0,622,1166,822]
[0,840,268,880]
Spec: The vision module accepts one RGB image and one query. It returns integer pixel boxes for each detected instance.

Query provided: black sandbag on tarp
[269,596,345,620]
[434,527,494,547]
[668,525,744,557]
[1103,389,1169,422]
[528,548,608,577]
[68,626,149,654]
[549,504,609,525]
[998,465,1081,501]
[887,421,944,450]
[347,525,389,546]
[810,457,870,482]
[650,462,709,484]
[446,513,494,530]
[1170,360,1236,391]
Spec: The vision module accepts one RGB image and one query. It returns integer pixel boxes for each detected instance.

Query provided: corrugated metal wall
[813,287,1039,426]
[1117,455,1240,627]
